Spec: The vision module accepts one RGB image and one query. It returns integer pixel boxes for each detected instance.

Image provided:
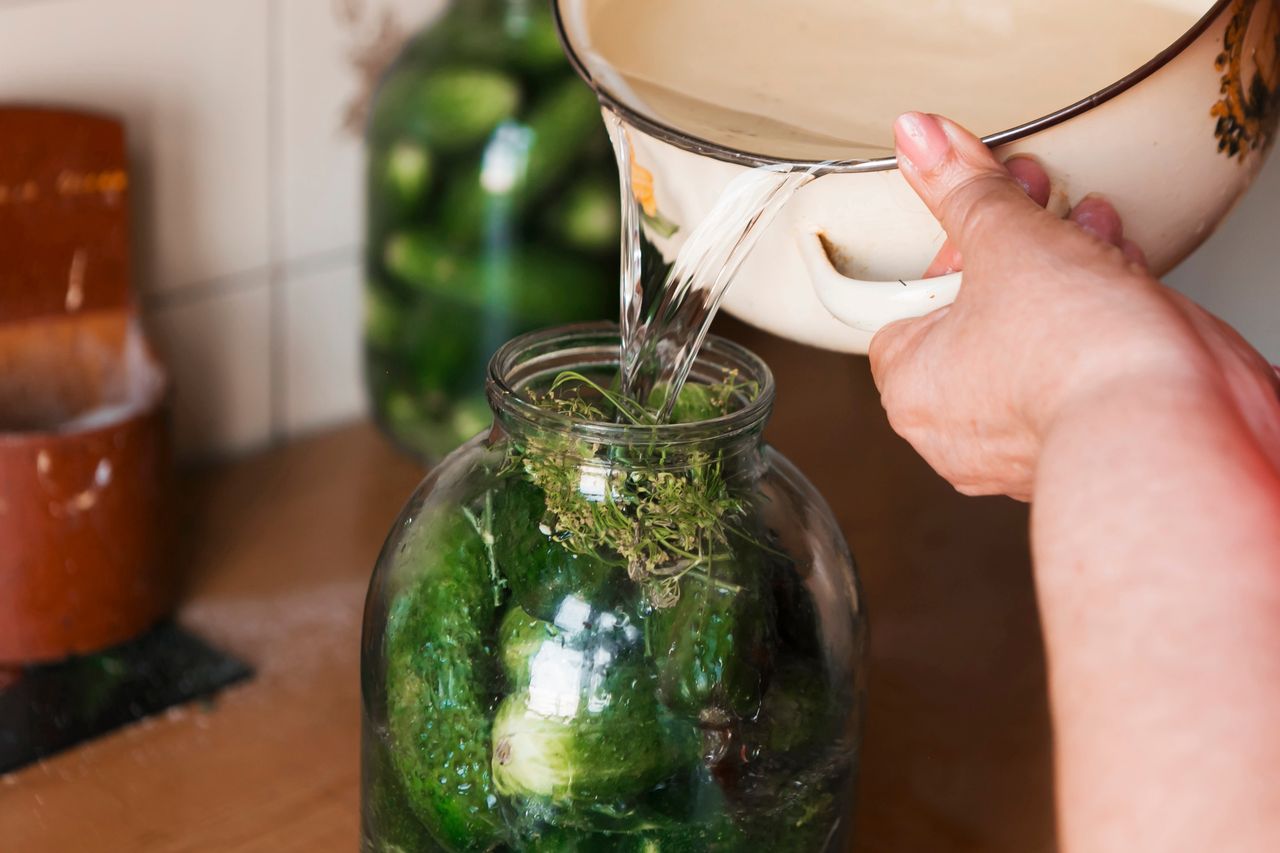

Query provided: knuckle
[937,170,1020,243]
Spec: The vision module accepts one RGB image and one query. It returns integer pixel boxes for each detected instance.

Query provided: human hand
[869,112,1280,501]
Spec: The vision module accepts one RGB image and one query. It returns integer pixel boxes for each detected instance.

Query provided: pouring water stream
[609,112,842,421]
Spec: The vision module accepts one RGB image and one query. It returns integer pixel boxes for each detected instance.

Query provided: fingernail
[895,112,951,172]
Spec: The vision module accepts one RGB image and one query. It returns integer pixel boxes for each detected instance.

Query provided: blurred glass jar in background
[364,0,619,463]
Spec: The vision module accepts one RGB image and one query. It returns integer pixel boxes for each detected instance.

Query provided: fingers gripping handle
[799,228,962,334]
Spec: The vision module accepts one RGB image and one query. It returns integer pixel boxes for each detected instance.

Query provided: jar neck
[495,413,768,475]
[487,325,776,475]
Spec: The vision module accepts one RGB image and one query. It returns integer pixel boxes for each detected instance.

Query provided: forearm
[1032,373,1280,852]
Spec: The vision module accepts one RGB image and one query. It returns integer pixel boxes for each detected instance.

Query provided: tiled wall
[0,0,443,457]
[0,1,1275,457]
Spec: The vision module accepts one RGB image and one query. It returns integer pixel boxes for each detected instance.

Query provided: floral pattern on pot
[1213,0,1280,160]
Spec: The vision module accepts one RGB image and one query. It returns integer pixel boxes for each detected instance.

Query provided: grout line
[0,0,87,11]
[141,266,274,311]
[282,244,362,279]
[141,247,362,313]
[266,0,287,443]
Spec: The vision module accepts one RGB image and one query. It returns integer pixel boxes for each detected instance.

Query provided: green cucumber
[385,507,507,850]
[647,383,721,425]
[362,721,439,852]
[548,176,619,253]
[747,660,833,755]
[645,552,773,722]
[384,232,609,327]
[492,604,697,828]
[498,605,567,688]
[364,281,404,353]
[370,139,435,226]
[443,78,605,244]
[510,7,570,72]
[524,825,742,853]
[372,67,520,151]
[490,476,620,623]
[491,677,687,808]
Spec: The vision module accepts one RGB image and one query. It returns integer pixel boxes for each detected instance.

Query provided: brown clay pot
[0,312,172,664]
[0,107,175,664]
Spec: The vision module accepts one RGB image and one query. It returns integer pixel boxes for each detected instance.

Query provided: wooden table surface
[0,323,1056,852]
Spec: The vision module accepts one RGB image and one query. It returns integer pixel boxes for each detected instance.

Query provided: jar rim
[486,323,776,447]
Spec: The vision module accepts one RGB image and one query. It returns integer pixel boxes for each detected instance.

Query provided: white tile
[1166,153,1280,362]
[282,261,366,435]
[275,0,443,263]
[147,277,273,458]
[0,0,271,293]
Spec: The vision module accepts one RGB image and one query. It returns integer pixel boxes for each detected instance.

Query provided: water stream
[607,113,820,420]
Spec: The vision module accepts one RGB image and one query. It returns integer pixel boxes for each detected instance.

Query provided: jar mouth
[487,323,776,446]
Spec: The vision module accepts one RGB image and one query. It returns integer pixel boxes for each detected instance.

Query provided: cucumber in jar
[384,507,507,851]
[383,232,608,328]
[442,78,609,245]
[369,139,435,229]
[546,176,620,253]
[492,603,698,830]
[370,66,520,152]
[490,476,622,623]
[644,550,774,723]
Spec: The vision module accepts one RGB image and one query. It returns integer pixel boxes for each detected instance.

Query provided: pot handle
[798,227,961,334]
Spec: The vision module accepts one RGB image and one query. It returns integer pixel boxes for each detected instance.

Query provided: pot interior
[558,0,1219,163]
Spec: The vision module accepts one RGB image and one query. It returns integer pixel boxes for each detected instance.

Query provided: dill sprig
[506,369,758,608]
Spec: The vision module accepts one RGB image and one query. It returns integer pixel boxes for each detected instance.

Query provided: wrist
[1027,301,1221,447]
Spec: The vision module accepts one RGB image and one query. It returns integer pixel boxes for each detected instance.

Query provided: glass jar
[364,0,619,463]
[361,325,867,852]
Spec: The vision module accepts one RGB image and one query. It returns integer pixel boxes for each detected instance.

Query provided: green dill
[503,369,759,609]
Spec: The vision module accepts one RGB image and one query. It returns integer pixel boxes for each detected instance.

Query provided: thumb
[894,113,1045,256]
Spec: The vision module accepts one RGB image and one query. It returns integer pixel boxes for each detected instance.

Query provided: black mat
[0,622,252,773]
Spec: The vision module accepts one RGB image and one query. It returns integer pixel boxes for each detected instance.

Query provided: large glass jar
[361,325,867,852]
[364,0,619,463]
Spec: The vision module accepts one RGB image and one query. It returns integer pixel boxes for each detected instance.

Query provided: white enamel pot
[555,0,1280,353]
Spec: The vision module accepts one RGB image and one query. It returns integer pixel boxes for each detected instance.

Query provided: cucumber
[372,67,520,152]
[510,7,570,72]
[362,720,440,852]
[491,600,695,820]
[737,760,849,853]
[548,176,619,253]
[450,393,493,442]
[365,283,402,354]
[524,825,741,853]
[647,383,722,425]
[498,605,567,688]
[490,476,620,623]
[443,78,605,244]
[644,551,773,722]
[381,388,482,463]
[384,232,609,328]
[491,675,687,808]
[383,291,478,394]
[747,660,833,755]
[385,507,507,851]
[370,140,435,225]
